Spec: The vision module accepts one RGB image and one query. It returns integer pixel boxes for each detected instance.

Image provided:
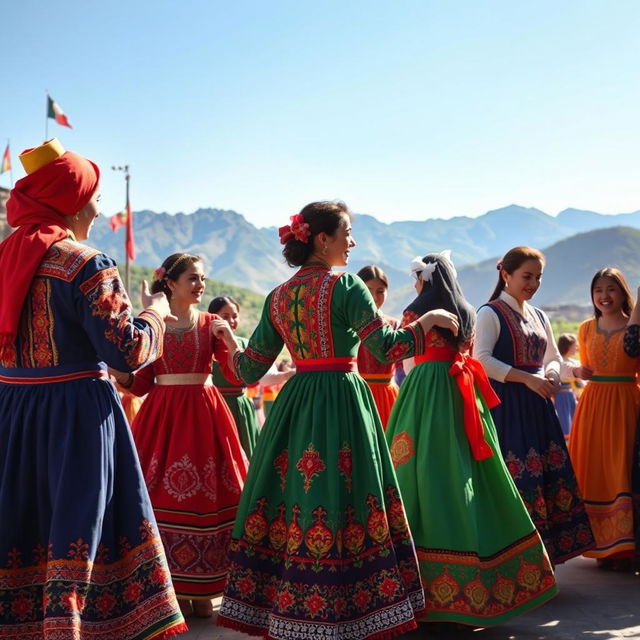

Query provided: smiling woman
[474,246,594,565]
[112,251,249,618]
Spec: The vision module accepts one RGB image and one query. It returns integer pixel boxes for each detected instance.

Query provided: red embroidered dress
[218,264,426,640]
[0,239,185,640]
[386,316,557,626]
[357,314,399,429]
[129,311,248,599]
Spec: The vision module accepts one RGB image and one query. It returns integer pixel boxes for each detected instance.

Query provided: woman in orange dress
[569,267,640,569]
[356,266,399,429]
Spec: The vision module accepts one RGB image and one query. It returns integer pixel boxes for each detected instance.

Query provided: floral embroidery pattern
[390,432,415,468]
[19,277,58,367]
[274,449,289,491]
[163,454,201,502]
[337,443,353,491]
[296,444,326,492]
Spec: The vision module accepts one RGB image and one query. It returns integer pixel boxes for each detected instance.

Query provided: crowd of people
[0,140,638,640]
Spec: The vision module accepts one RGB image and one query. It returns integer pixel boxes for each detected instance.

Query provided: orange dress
[357,314,399,429]
[569,318,640,558]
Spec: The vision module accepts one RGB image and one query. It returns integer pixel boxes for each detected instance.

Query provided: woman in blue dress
[0,140,185,639]
[474,246,594,565]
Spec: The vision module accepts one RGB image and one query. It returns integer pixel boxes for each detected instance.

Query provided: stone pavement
[181,557,639,640]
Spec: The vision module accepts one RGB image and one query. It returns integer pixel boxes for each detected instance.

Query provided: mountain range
[88,204,640,315]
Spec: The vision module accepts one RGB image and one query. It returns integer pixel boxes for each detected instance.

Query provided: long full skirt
[221,391,260,459]
[385,361,557,626]
[132,383,247,599]
[569,380,640,558]
[217,371,425,640]
[365,379,398,430]
[0,377,185,640]
[491,380,594,564]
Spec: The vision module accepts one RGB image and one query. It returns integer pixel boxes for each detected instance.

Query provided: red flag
[125,203,135,261]
[109,209,127,232]
[1,144,10,174]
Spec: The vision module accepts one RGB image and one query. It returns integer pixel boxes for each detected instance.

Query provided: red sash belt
[361,373,393,385]
[217,386,245,396]
[295,357,358,373]
[415,347,499,461]
[0,369,108,385]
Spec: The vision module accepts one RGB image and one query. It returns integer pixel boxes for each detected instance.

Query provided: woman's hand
[140,280,177,322]
[525,373,556,399]
[211,318,236,348]
[419,309,459,336]
[107,366,132,386]
[572,365,593,380]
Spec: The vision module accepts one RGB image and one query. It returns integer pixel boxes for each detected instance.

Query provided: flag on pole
[0,144,10,174]
[125,203,135,261]
[109,209,128,232]
[47,95,72,128]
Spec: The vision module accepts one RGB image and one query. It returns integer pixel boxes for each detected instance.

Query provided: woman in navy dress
[0,140,185,639]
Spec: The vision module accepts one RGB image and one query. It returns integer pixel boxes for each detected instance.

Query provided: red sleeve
[211,314,243,385]
[127,360,156,396]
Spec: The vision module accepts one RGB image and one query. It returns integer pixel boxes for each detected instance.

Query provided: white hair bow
[410,250,457,284]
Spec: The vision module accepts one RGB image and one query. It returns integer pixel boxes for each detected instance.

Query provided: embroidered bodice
[234,265,424,383]
[579,318,638,377]
[483,299,548,369]
[129,312,237,395]
[0,239,163,373]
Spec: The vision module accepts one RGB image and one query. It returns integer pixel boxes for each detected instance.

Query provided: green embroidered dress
[212,336,260,458]
[218,264,426,640]
[386,315,557,627]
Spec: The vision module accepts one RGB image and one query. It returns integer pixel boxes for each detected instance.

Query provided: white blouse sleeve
[474,305,512,382]
[540,309,561,376]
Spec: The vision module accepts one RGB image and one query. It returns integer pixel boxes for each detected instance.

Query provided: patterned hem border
[421,583,558,628]
[218,594,423,640]
[218,614,419,640]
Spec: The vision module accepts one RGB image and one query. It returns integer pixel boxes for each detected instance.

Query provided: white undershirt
[474,291,561,382]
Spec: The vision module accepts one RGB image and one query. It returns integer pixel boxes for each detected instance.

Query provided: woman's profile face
[73,191,101,241]
[169,261,206,306]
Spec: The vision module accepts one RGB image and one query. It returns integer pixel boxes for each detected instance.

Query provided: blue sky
[2,0,640,228]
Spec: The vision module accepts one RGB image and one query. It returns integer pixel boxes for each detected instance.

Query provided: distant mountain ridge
[87,204,640,313]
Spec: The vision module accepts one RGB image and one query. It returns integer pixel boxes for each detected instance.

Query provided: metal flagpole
[111,164,131,291]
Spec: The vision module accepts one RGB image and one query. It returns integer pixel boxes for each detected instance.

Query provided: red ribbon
[415,349,499,460]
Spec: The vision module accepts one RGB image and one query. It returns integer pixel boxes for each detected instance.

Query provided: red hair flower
[279,214,310,245]
[154,266,167,281]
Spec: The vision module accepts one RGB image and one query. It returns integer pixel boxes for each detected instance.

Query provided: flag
[47,95,72,128]
[125,203,135,261]
[0,144,9,174]
[109,209,128,232]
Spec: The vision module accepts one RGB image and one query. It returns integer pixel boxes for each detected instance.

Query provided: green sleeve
[233,292,284,383]
[337,273,424,363]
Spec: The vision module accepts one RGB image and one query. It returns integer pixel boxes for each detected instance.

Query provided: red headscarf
[0,151,100,357]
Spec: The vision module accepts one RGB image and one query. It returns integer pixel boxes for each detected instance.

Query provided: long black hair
[405,252,475,349]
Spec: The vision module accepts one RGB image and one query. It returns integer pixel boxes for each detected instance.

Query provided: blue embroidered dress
[0,239,184,640]
[476,297,594,564]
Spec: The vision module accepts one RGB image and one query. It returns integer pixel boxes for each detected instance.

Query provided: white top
[474,291,561,382]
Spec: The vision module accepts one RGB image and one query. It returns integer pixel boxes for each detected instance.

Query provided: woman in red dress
[114,253,248,618]
[356,265,399,429]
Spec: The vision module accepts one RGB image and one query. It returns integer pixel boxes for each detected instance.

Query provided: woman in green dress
[214,201,459,640]
[385,252,557,627]
[209,296,261,458]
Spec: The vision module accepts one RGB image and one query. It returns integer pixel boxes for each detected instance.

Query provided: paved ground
[179,557,639,640]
